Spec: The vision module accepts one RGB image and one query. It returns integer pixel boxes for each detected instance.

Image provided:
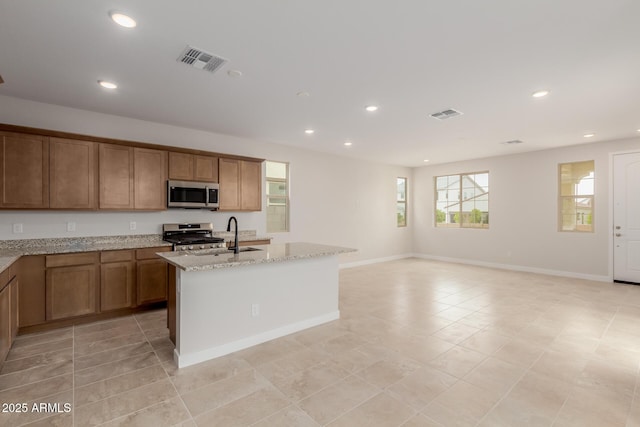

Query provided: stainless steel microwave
[167,180,219,209]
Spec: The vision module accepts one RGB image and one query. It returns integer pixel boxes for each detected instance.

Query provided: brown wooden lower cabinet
[46,263,99,320]
[14,247,170,333]
[17,255,46,327]
[101,250,135,311]
[0,278,11,363]
[9,276,18,342]
[136,247,171,306]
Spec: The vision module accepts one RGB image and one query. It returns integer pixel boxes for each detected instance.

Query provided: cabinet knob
[615,233,622,237]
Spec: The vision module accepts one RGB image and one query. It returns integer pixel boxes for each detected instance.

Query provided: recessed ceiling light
[227,70,242,78]
[423,159,430,163]
[109,11,137,28]
[304,129,315,135]
[532,90,549,98]
[98,80,117,89]
[583,133,595,138]
[344,141,353,146]
[365,105,379,112]
[637,128,640,132]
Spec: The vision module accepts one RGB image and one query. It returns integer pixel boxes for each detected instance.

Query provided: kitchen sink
[189,247,263,256]
[233,247,262,252]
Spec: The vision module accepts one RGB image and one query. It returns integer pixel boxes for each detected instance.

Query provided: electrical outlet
[67,221,76,232]
[251,303,260,317]
[12,223,23,234]
[129,221,137,231]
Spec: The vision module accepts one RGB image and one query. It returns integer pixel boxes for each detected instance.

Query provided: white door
[613,152,640,283]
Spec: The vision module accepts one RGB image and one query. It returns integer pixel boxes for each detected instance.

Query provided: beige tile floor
[1,258,640,426]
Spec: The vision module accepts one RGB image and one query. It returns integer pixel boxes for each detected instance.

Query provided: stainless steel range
[162,223,227,252]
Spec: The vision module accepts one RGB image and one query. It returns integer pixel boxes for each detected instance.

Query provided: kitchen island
[157,242,356,368]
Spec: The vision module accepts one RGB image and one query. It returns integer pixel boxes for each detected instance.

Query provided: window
[397,177,407,227]
[435,172,489,228]
[559,160,594,232]
[266,161,289,233]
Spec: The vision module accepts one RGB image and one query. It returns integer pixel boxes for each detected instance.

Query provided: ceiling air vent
[430,108,463,120]
[177,46,228,74]
[502,139,524,145]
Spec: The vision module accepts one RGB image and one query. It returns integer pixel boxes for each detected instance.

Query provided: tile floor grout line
[472,350,546,427]
[133,311,196,425]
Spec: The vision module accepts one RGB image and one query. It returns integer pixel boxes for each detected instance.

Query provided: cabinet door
[99,144,134,209]
[17,255,46,327]
[9,276,18,341]
[137,259,168,305]
[168,152,193,180]
[0,132,49,208]
[101,262,135,311]
[0,283,10,363]
[240,160,262,211]
[134,148,167,210]
[50,138,97,209]
[46,264,99,320]
[219,158,240,210]
[194,155,219,182]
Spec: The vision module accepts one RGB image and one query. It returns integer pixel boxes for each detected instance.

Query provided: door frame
[609,149,640,282]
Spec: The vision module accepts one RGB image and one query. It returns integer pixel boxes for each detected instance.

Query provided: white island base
[171,254,340,368]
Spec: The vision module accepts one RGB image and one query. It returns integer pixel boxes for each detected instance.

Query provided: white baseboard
[339,253,413,269]
[174,310,340,368]
[412,253,611,282]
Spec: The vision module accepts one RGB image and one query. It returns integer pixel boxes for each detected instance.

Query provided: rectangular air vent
[177,46,228,74]
[502,139,524,145]
[430,109,463,120]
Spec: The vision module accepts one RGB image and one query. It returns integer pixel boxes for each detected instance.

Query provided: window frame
[558,160,595,233]
[434,170,489,229]
[265,160,290,233]
[397,177,407,227]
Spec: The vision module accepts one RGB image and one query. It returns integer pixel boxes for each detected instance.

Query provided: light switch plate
[67,221,76,232]
[130,221,137,231]
[12,223,23,234]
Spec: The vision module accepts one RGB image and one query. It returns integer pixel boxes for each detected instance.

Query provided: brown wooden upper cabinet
[218,158,262,211]
[0,132,49,208]
[99,144,167,210]
[134,148,167,210]
[50,138,98,209]
[99,144,134,209]
[169,151,218,182]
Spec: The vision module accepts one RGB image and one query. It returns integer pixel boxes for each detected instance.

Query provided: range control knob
[200,245,205,249]
[188,245,194,250]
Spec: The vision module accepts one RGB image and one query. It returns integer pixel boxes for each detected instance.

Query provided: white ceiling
[1,0,639,167]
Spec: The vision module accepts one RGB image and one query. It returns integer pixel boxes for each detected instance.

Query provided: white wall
[0,95,413,263]
[413,137,640,280]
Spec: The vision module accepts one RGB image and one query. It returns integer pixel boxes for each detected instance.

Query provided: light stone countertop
[0,235,172,275]
[0,231,274,275]
[0,235,171,257]
[158,242,356,271]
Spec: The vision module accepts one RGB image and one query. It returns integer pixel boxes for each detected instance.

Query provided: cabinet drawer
[101,250,134,263]
[46,252,99,268]
[136,246,171,260]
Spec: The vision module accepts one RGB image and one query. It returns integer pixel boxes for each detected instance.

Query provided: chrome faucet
[226,216,239,254]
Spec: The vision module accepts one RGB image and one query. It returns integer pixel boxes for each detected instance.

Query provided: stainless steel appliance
[167,180,219,209]
[162,223,226,251]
